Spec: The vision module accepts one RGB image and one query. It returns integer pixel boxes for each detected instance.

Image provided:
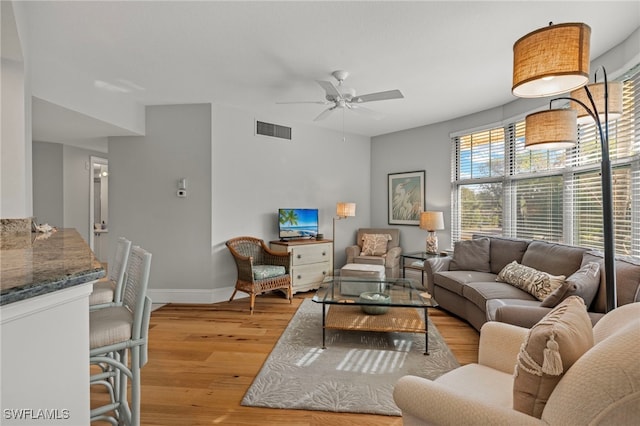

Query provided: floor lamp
[512,22,622,312]
[333,202,356,274]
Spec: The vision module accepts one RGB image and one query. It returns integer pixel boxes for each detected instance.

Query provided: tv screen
[278,208,319,239]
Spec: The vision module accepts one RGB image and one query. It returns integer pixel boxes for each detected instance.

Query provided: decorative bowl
[358,291,391,315]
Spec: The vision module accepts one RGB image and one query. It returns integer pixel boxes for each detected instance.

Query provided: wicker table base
[322,305,430,354]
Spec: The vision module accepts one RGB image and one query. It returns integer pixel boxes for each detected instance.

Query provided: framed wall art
[388,170,425,226]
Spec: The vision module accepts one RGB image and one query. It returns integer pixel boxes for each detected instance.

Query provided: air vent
[256,120,292,140]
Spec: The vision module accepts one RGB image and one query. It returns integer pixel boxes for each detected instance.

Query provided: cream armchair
[393,302,640,426]
[345,228,402,278]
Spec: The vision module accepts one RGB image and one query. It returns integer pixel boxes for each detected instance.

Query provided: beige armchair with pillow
[345,228,402,278]
[394,298,640,425]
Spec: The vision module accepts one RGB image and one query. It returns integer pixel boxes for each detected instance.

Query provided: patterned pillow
[513,296,594,418]
[361,234,392,256]
[497,261,565,301]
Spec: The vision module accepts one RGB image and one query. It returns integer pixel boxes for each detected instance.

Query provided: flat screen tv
[278,208,319,240]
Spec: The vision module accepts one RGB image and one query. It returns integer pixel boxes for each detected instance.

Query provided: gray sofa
[424,235,640,331]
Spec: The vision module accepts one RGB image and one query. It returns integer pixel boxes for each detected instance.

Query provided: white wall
[211,104,371,294]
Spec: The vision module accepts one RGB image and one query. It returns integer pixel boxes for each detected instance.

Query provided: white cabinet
[270,240,333,294]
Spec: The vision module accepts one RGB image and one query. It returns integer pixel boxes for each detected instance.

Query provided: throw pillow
[497,261,565,301]
[449,237,491,272]
[361,233,392,256]
[513,296,594,418]
[541,262,601,308]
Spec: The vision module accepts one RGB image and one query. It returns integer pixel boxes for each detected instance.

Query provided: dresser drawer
[291,244,331,266]
[292,263,331,286]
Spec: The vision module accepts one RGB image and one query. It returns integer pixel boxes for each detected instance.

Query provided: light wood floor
[92,292,479,425]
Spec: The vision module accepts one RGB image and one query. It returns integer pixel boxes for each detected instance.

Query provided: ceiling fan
[277,70,404,121]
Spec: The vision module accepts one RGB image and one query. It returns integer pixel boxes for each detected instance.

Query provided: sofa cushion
[521,241,586,277]
[253,265,286,280]
[485,236,530,274]
[584,251,640,313]
[434,271,498,296]
[513,296,594,418]
[450,238,491,272]
[361,233,392,256]
[464,281,536,311]
[541,262,601,308]
[497,261,566,301]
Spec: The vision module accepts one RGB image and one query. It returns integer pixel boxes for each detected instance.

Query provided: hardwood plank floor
[92,292,479,425]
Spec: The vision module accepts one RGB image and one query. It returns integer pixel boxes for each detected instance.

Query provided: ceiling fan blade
[348,104,385,120]
[316,80,341,99]
[276,100,329,105]
[352,89,404,103]
[314,106,336,121]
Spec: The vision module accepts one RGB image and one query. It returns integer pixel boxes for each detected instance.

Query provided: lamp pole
[552,67,616,312]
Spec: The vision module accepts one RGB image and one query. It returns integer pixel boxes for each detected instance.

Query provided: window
[451,65,640,257]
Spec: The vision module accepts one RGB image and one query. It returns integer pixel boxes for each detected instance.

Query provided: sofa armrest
[478,321,528,374]
[393,375,542,426]
[384,246,402,267]
[345,245,360,264]
[423,256,451,294]
[494,305,553,329]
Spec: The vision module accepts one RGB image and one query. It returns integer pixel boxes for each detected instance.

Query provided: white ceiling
[20,1,640,143]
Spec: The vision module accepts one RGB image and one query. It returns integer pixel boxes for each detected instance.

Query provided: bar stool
[90,236,132,310]
[89,245,152,426]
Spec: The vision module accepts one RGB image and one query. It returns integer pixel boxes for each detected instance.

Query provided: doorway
[89,156,108,260]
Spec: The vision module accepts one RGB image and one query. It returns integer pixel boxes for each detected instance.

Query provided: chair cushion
[89,280,116,305]
[253,265,286,280]
[513,296,594,418]
[353,256,386,266]
[90,306,133,349]
[449,238,491,272]
[361,233,392,256]
[435,363,515,408]
[541,262,601,308]
[497,261,565,301]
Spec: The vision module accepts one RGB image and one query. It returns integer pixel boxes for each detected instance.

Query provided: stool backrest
[122,246,152,340]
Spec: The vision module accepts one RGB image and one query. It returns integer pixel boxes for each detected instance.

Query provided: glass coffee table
[312,276,438,355]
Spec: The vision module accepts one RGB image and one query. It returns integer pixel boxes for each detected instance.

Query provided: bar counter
[1,228,105,305]
[1,227,104,425]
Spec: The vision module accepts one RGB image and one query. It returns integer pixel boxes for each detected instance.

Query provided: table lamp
[420,211,444,255]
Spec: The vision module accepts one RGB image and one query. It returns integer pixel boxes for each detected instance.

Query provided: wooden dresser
[270,239,333,294]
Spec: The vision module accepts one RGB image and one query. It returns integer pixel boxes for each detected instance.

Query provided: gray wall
[31,141,106,244]
[32,141,63,227]
[109,104,212,296]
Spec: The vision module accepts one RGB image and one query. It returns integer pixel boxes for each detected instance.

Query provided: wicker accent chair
[226,236,292,314]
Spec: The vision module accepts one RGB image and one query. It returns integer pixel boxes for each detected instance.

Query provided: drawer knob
[297,254,302,259]
[322,251,326,256]
[297,275,302,279]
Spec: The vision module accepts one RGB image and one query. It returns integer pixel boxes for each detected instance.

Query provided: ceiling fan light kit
[278,69,404,122]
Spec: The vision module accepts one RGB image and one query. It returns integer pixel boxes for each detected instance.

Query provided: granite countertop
[0,228,105,305]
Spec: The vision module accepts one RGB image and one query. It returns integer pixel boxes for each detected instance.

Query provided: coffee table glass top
[312,276,437,308]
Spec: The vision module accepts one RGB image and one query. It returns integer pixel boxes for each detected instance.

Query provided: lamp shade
[513,22,590,98]
[525,109,578,150]
[570,81,624,124]
[336,202,356,218]
[419,211,444,231]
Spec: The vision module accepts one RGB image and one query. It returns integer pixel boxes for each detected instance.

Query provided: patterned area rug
[241,299,459,416]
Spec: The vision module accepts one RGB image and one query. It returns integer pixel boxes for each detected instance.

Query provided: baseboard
[147,286,247,304]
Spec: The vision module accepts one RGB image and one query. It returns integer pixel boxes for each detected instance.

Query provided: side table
[401,251,443,287]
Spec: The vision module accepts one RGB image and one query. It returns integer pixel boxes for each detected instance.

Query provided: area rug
[241,299,459,416]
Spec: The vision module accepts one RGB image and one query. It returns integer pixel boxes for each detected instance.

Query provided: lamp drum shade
[336,202,356,218]
[419,211,445,231]
[525,109,577,150]
[513,23,590,98]
[570,81,624,124]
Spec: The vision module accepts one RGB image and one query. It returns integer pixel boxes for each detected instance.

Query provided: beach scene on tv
[279,209,318,239]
